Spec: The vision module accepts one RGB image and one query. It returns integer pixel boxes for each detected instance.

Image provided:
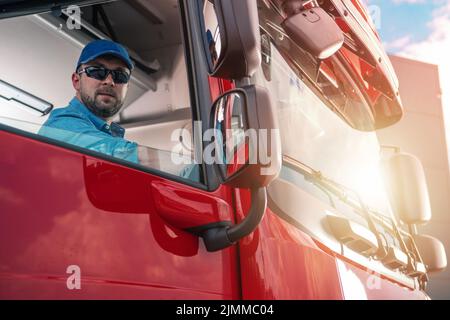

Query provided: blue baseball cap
[76,39,134,71]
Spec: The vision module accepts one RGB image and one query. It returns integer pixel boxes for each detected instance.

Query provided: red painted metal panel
[0,130,239,299]
[235,189,344,299]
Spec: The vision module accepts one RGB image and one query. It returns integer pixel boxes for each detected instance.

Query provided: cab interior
[0,0,195,155]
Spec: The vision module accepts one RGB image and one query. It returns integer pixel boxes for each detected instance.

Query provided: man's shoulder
[39,102,94,137]
[44,102,90,126]
[48,103,87,119]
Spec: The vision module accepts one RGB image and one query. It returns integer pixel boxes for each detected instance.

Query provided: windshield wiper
[283,155,429,283]
[284,155,392,259]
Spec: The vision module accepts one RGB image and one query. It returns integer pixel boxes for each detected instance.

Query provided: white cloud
[384,35,413,51]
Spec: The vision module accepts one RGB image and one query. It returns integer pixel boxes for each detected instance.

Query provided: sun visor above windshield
[266,0,404,130]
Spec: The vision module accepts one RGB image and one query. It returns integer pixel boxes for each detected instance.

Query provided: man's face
[72,55,130,119]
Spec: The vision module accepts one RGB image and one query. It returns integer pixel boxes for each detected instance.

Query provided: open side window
[0,0,204,185]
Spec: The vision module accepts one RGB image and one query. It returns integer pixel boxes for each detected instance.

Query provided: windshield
[251,40,393,217]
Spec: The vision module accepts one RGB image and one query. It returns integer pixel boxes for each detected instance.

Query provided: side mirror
[382,153,431,225]
[210,85,282,189]
[202,0,261,79]
[281,6,344,59]
[414,234,447,274]
[197,85,281,252]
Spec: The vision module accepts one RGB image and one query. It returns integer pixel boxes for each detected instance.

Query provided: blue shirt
[39,97,139,163]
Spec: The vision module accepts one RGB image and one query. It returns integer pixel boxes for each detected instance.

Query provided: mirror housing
[211,85,282,189]
[281,7,344,59]
[414,234,447,274]
[207,0,261,79]
[382,152,432,225]
[199,85,281,252]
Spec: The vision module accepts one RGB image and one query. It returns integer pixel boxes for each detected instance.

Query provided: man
[39,39,200,181]
[39,39,141,162]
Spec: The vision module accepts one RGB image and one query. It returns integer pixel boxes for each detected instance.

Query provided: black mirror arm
[201,187,267,252]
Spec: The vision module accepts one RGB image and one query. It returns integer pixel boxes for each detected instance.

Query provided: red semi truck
[0,0,447,299]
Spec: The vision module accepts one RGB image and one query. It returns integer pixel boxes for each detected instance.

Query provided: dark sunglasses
[77,66,131,84]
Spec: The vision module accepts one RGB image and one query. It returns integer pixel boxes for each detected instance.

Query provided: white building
[377,55,450,299]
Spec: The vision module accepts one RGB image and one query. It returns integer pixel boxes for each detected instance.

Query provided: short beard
[80,91,123,119]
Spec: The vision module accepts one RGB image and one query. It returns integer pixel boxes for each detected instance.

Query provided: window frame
[0,0,209,190]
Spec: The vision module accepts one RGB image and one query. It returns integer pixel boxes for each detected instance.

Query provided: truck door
[0,0,240,299]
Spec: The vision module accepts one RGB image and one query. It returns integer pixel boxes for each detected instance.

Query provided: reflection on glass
[213,92,248,180]
[203,1,221,68]
[38,125,200,182]
[251,40,392,216]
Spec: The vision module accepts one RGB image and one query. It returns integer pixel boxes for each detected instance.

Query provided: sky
[365,0,450,145]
